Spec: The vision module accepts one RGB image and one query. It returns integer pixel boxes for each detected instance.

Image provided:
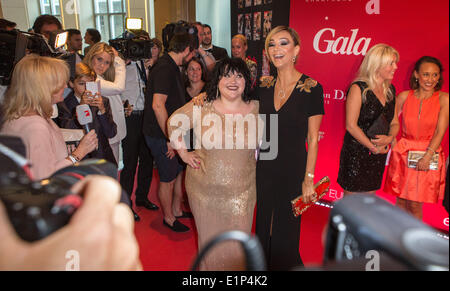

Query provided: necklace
[277,77,287,99]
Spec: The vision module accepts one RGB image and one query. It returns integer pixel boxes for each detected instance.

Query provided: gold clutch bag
[407,151,439,171]
[291,176,331,217]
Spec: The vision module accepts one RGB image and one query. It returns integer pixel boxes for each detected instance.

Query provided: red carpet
[130,170,331,271]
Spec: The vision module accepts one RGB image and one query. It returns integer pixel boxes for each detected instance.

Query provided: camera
[109,30,153,61]
[0,136,130,242]
[162,20,199,52]
[0,29,69,86]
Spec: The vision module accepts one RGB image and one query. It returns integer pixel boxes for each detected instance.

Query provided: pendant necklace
[277,77,286,100]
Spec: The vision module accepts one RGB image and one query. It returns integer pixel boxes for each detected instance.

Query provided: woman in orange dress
[384,56,449,219]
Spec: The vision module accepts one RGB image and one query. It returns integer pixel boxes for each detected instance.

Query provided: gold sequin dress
[168,100,260,271]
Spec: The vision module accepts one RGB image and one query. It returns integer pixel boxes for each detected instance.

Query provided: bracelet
[306,172,315,179]
[66,155,78,164]
[426,147,435,153]
[71,153,81,162]
[369,144,379,154]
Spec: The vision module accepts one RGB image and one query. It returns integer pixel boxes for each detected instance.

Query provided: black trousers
[120,111,154,203]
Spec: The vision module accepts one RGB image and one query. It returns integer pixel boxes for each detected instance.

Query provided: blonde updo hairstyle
[265,26,301,64]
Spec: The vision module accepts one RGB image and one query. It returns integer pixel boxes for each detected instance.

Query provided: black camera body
[324,194,449,271]
[0,29,70,86]
[0,136,130,242]
[109,31,153,61]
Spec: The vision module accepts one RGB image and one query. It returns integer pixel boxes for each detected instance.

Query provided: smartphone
[123,100,130,109]
[86,81,100,97]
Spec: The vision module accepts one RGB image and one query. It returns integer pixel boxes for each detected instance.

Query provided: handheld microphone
[76,104,93,133]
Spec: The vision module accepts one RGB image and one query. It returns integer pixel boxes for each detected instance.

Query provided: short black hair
[168,32,195,53]
[0,18,16,30]
[86,28,101,43]
[203,24,212,31]
[206,58,252,103]
[32,15,62,34]
[66,28,81,39]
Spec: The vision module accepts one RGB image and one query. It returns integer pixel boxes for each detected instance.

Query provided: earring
[292,57,296,63]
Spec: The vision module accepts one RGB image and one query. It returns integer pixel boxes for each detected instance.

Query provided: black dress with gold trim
[255,74,325,270]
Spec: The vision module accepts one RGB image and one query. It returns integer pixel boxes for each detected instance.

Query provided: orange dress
[384,90,446,203]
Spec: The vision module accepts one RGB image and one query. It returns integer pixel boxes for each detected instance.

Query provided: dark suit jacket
[206,46,229,63]
[56,91,118,165]
[64,53,84,81]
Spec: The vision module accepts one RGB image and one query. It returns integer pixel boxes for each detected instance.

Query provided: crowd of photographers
[0,14,232,270]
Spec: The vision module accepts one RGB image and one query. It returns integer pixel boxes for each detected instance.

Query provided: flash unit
[54,31,68,49]
[126,18,143,30]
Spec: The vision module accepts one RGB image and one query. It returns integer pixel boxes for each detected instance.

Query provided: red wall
[290,0,449,231]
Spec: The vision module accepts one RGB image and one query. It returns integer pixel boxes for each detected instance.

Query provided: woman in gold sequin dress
[168,58,260,270]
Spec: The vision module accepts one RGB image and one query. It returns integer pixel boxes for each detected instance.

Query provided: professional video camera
[162,20,199,52]
[108,18,153,61]
[109,31,153,61]
[0,135,130,242]
[0,29,69,86]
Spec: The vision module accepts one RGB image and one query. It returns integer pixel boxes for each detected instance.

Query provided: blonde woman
[232,34,257,87]
[337,44,399,195]
[83,42,126,164]
[255,26,324,270]
[1,55,98,180]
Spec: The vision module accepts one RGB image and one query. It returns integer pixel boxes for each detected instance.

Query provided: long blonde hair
[82,42,116,82]
[2,55,69,122]
[354,43,399,103]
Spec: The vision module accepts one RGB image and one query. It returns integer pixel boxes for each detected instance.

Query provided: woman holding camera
[83,42,126,165]
[1,55,98,180]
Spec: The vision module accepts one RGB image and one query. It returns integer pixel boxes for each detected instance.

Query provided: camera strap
[136,61,148,85]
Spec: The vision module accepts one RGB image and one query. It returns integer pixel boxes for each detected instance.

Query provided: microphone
[76,104,93,133]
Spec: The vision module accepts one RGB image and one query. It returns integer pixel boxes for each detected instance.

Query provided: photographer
[0,55,98,180]
[120,31,159,219]
[83,42,127,165]
[192,22,216,72]
[0,18,16,31]
[32,15,62,40]
[143,32,196,232]
[0,175,142,271]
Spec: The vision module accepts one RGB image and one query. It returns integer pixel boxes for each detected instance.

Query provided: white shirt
[98,57,127,144]
[0,85,7,104]
[121,61,146,111]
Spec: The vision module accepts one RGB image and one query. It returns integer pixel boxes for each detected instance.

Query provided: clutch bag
[407,151,439,171]
[367,114,390,139]
[291,176,331,217]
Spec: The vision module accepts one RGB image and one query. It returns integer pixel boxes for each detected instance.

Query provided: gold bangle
[306,172,315,179]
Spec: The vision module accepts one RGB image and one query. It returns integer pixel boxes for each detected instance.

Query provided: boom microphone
[76,104,93,133]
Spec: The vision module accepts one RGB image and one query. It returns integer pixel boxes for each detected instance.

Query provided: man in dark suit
[201,24,229,63]
[56,63,117,166]
[65,29,84,80]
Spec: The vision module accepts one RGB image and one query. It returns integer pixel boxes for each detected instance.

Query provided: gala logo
[366,0,381,15]
[313,28,372,56]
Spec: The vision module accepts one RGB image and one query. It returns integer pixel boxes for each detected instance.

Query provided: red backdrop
[290,0,449,231]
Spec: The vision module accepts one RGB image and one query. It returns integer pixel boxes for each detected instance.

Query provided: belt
[131,110,144,115]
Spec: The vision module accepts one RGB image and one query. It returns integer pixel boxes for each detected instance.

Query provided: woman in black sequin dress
[338,44,399,194]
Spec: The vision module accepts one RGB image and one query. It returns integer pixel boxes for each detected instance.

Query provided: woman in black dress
[337,44,399,194]
[255,26,325,270]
